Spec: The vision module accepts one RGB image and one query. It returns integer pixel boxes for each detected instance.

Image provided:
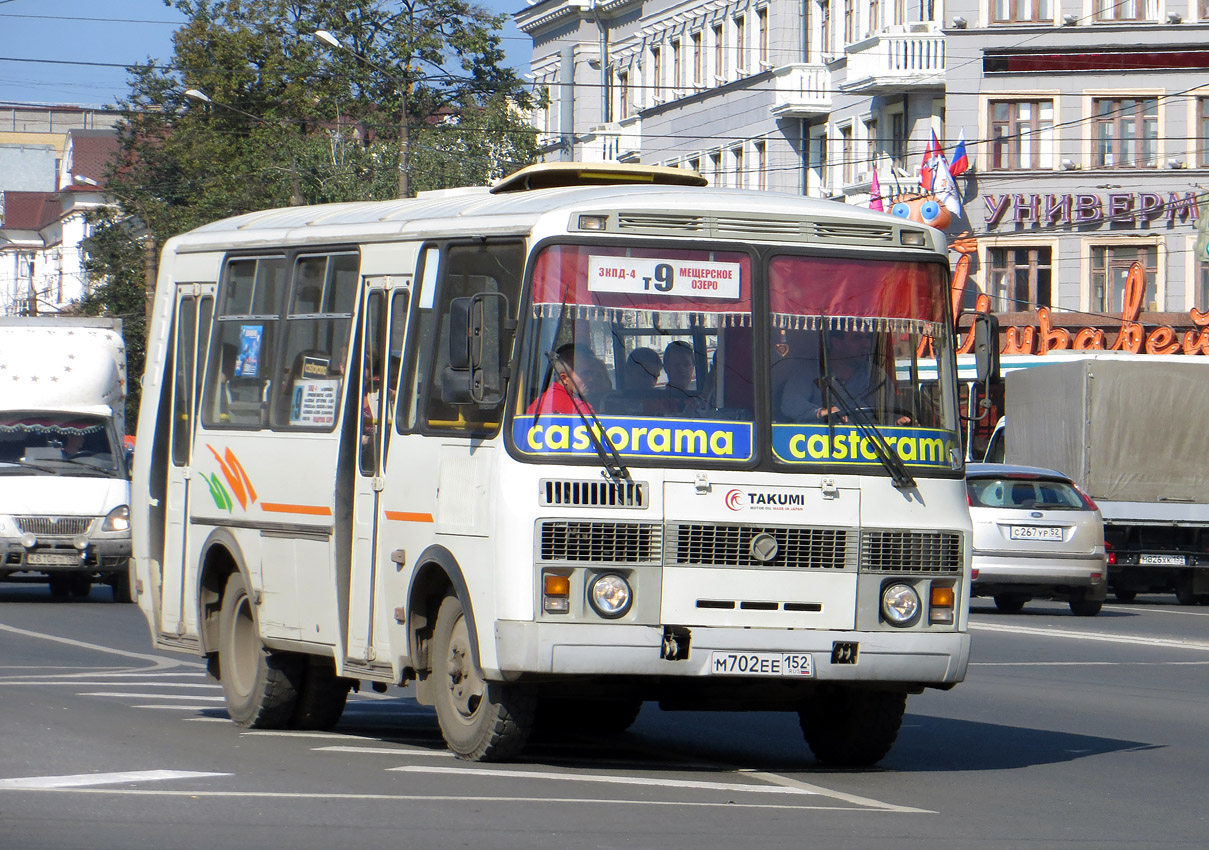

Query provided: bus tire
[799,688,906,767]
[1069,597,1102,617]
[109,571,132,603]
[218,571,303,728]
[69,574,92,597]
[291,657,352,730]
[431,592,534,761]
[1113,590,1137,602]
[993,593,1027,614]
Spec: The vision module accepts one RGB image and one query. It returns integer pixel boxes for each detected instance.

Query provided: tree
[82,0,537,426]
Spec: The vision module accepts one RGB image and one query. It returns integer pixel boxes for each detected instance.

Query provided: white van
[0,317,132,601]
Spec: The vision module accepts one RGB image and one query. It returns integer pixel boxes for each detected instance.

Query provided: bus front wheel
[799,688,906,767]
[218,571,303,728]
[431,592,534,761]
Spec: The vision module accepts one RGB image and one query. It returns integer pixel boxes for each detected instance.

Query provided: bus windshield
[512,243,959,474]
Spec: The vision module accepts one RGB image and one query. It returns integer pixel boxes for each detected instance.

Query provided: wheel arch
[197,527,253,658]
[406,544,479,675]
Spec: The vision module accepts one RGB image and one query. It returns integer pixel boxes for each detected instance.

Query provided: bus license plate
[710,651,814,677]
[1139,554,1186,565]
[27,552,80,566]
[1010,526,1062,541]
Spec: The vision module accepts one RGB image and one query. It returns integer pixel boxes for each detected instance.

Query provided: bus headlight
[588,573,632,619]
[881,583,921,627]
[102,505,130,533]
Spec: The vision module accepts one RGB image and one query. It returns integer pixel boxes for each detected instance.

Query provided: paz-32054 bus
[132,163,988,765]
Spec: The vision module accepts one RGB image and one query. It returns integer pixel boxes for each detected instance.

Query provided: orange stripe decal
[260,503,333,517]
[384,511,435,523]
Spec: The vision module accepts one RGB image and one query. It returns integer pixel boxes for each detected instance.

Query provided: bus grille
[540,479,648,508]
[15,516,93,536]
[668,524,853,570]
[538,521,661,564]
[860,530,962,573]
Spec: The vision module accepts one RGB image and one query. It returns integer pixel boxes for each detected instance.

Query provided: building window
[736,15,747,73]
[892,0,905,25]
[864,118,878,172]
[991,0,1052,22]
[819,0,832,56]
[618,71,629,120]
[672,39,682,93]
[710,152,723,186]
[755,141,767,190]
[989,248,1052,312]
[713,24,725,81]
[757,8,769,67]
[733,145,745,189]
[651,46,662,101]
[1091,245,1158,313]
[989,100,1054,170]
[840,124,855,185]
[844,0,857,43]
[868,0,880,34]
[1198,261,1209,311]
[889,110,906,170]
[1093,97,1157,168]
[688,156,701,174]
[1200,98,1209,168]
[1095,0,1157,21]
[692,31,703,86]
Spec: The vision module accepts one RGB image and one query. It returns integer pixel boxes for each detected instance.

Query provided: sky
[0,0,530,108]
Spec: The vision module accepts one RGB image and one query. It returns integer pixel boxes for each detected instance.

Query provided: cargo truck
[0,317,132,601]
[985,355,1209,605]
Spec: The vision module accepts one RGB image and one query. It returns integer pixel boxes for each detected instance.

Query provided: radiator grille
[15,516,93,536]
[538,521,661,564]
[860,530,962,573]
[669,524,852,570]
[540,479,648,508]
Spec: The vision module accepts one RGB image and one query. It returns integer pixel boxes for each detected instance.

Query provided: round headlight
[881,583,921,627]
[588,573,632,619]
[102,505,130,533]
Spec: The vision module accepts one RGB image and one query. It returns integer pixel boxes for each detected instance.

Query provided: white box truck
[988,355,1209,605]
[0,317,132,601]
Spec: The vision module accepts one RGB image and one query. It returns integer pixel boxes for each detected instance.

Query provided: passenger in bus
[661,340,707,414]
[779,331,910,425]
[527,343,609,416]
[624,347,662,391]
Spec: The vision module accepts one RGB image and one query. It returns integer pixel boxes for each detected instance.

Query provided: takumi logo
[724,489,807,512]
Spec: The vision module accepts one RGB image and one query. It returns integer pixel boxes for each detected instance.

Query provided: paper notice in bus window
[290,378,340,426]
[235,325,263,377]
[588,256,741,299]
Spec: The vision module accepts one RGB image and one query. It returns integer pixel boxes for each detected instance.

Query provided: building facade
[516,0,948,201]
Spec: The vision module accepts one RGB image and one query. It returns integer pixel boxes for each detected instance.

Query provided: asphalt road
[1,584,1206,850]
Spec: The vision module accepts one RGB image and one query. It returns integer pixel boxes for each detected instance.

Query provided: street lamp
[182,88,305,207]
[72,173,157,329]
[313,29,413,199]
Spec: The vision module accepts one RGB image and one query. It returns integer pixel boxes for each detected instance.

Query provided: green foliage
[82,0,537,429]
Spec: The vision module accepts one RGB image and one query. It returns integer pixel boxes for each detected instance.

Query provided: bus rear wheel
[218,571,302,728]
[432,592,534,761]
[799,688,906,767]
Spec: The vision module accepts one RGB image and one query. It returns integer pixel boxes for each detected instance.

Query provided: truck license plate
[710,651,814,677]
[27,552,80,566]
[1139,554,1186,565]
[1010,526,1062,541]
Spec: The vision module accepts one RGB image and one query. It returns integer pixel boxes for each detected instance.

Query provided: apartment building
[516,0,947,200]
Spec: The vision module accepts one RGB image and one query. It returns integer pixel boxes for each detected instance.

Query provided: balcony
[840,27,945,93]
[582,116,642,162]
[770,64,833,118]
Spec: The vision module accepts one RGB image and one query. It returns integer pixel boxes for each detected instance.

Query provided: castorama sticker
[513,414,753,462]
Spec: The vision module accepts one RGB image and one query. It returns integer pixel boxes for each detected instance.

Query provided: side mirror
[441,292,511,406]
[971,313,1000,385]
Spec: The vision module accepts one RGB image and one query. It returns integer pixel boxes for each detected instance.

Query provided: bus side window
[412,241,524,434]
[202,257,287,429]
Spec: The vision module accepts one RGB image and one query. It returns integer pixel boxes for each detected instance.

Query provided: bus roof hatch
[489,162,708,194]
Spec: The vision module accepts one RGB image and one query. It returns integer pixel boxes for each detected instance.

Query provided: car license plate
[1009,526,1062,541]
[27,552,80,566]
[710,651,814,677]
[1139,554,1186,565]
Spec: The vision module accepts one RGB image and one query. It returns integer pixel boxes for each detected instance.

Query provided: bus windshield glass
[512,243,958,473]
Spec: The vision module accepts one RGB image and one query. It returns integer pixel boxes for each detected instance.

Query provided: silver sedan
[967,463,1108,616]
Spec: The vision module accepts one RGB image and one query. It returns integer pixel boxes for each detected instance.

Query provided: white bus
[132,163,985,765]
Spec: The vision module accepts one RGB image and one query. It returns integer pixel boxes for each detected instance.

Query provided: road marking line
[242,731,375,740]
[1110,605,1209,618]
[0,681,220,688]
[0,623,204,670]
[737,770,934,813]
[0,770,230,789]
[973,660,1209,666]
[132,704,224,710]
[969,621,1209,651]
[315,745,452,757]
[390,764,815,796]
[0,788,881,810]
[81,692,226,701]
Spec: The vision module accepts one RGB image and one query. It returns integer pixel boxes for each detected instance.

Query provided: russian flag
[949,129,970,177]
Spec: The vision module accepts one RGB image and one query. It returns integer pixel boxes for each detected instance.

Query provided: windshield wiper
[819,373,917,490]
[543,349,631,486]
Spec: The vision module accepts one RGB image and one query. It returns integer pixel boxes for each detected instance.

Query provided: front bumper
[971,551,1107,599]
[494,621,970,686]
[1,538,131,575]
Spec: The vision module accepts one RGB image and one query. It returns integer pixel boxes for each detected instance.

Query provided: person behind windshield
[527,343,611,415]
[779,330,908,425]
[624,347,662,391]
